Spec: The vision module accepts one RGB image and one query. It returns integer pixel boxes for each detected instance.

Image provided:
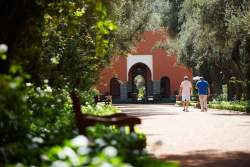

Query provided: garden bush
[0,51,77,165]
[86,125,146,165]
[39,132,179,167]
[82,103,120,116]
[208,101,250,112]
[1,80,77,165]
[41,135,132,167]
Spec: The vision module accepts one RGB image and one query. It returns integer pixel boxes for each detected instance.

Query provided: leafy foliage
[108,0,156,54]
[161,0,250,98]
[87,125,146,165]
[40,0,117,92]
[82,103,120,116]
[42,135,131,167]
[0,0,159,166]
[209,100,250,112]
[40,125,175,167]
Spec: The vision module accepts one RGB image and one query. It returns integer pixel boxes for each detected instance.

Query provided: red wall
[96,56,127,94]
[134,30,192,95]
[96,29,192,96]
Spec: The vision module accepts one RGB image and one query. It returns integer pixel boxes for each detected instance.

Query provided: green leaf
[0,53,7,60]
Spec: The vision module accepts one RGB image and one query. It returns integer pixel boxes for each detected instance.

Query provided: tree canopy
[161,0,250,98]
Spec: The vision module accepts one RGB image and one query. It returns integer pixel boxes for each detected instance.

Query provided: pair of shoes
[204,108,207,112]
[183,109,185,112]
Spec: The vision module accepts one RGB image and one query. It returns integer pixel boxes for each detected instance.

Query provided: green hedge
[176,100,250,112]
[175,101,197,107]
[208,101,250,113]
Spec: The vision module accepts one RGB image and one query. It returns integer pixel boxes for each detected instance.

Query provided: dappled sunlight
[159,150,250,167]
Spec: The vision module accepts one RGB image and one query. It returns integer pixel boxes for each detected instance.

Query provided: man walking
[179,76,193,112]
[196,77,210,112]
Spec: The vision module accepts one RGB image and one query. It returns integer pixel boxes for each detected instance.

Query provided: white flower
[26,83,33,87]
[92,157,101,164]
[36,87,42,93]
[111,140,117,145]
[14,163,24,167]
[41,155,49,161]
[51,160,70,167]
[44,79,49,84]
[57,150,67,159]
[0,44,8,53]
[95,138,106,147]
[57,99,62,103]
[101,162,113,167]
[77,146,90,155]
[71,135,89,147]
[103,146,117,157]
[44,86,52,92]
[63,147,80,166]
[32,137,44,144]
[9,82,17,89]
[50,57,59,64]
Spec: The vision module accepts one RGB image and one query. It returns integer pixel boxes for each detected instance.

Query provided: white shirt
[180,80,192,96]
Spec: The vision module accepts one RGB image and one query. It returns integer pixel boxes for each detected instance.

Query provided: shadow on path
[160,150,250,167]
[123,111,178,117]
[212,113,250,116]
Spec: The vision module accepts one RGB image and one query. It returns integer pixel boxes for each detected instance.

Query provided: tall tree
[161,0,250,98]
[40,0,157,132]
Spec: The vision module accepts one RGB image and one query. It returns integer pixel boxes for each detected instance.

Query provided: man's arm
[179,86,182,96]
[190,83,193,96]
[208,86,210,96]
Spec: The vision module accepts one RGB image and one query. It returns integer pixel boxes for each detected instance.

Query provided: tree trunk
[70,91,85,134]
[246,38,250,100]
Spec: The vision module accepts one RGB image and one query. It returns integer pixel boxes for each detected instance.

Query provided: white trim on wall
[127,55,153,81]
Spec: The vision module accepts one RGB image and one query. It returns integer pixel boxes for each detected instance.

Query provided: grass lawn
[136,156,180,167]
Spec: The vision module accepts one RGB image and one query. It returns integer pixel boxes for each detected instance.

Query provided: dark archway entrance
[160,76,170,98]
[110,78,121,99]
[128,63,152,98]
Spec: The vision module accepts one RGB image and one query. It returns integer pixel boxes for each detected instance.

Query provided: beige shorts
[182,95,190,101]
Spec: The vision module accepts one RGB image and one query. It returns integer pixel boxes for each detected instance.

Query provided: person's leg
[182,100,185,111]
[204,95,208,111]
[199,95,204,112]
[186,100,189,111]
[185,95,190,111]
[182,96,186,111]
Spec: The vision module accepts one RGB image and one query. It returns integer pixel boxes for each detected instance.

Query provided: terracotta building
[96,30,192,102]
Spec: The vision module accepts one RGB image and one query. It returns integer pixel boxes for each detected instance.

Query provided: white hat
[184,76,188,79]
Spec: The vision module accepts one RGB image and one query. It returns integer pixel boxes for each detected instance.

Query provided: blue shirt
[196,80,209,95]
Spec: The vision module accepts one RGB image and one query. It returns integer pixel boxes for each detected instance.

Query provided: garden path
[116,104,250,167]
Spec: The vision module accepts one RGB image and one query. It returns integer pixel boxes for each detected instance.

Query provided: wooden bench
[78,113,141,134]
[71,92,141,134]
[94,95,112,104]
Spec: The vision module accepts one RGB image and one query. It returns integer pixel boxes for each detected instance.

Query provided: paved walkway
[116,104,250,167]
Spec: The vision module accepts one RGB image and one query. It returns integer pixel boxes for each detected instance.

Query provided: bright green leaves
[41,0,117,91]
[95,0,107,19]
[96,20,118,35]
[105,20,118,31]
[74,8,86,17]
[91,1,117,62]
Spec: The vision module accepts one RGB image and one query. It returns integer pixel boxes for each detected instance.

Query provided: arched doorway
[160,76,170,98]
[128,63,152,98]
[110,78,121,99]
